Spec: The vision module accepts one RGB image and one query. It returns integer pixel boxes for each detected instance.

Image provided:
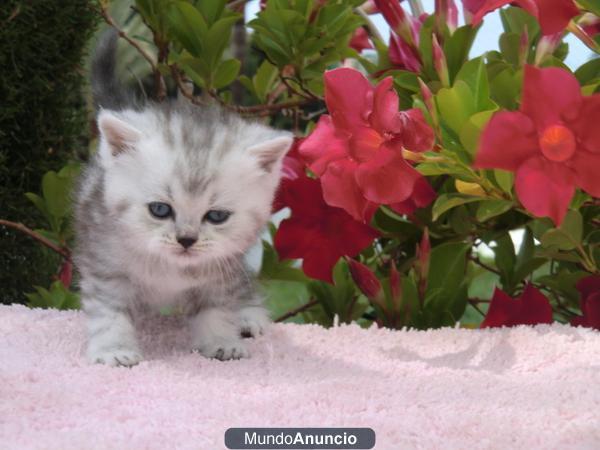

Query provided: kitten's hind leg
[82,279,142,367]
[189,306,248,360]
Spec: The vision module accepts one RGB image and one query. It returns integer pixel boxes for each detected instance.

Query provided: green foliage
[25,281,80,310]
[0,1,97,305]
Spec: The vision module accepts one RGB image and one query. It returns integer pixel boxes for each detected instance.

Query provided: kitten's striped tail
[91,29,132,111]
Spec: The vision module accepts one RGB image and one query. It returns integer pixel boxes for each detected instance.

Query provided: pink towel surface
[1,304,599,450]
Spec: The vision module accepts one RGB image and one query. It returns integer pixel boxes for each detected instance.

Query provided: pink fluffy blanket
[1,304,599,449]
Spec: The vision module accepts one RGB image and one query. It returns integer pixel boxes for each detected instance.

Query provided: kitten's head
[96,103,292,266]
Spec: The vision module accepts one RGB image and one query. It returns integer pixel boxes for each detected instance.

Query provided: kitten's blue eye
[148,202,173,219]
[204,209,231,224]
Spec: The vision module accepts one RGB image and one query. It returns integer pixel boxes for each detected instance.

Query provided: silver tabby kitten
[75,31,292,366]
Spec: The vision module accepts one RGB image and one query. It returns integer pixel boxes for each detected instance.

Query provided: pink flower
[480,284,553,328]
[571,276,600,330]
[299,68,435,222]
[474,65,600,225]
[274,177,379,283]
[471,0,579,36]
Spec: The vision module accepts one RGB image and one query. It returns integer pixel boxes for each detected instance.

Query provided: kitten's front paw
[193,339,249,361]
[88,348,143,367]
[239,306,270,338]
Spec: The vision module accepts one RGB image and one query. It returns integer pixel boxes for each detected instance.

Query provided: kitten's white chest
[129,262,210,307]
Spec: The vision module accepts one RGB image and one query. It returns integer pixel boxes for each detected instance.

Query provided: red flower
[299,68,435,222]
[474,65,600,225]
[273,138,306,213]
[471,0,579,35]
[349,27,373,53]
[274,176,379,283]
[571,276,600,330]
[480,284,553,328]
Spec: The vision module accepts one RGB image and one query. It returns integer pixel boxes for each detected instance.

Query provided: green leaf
[476,199,513,222]
[212,59,241,89]
[494,233,516,292]
[540,210,583,250]
[444,25,479,82]
[459,109,495,156]
[577,0,600,16]
[436,80,475,135]
[254,60,279,102]
[499,32,521,66]
[259,240,309,283]
[166,1,208,57]
[432,193,484,220]
[575,57,600,85]
[493,170,514,194]
[425,242,471,323]
[41,171,71,220]
[455,57,495,111]
[205,15,240,68]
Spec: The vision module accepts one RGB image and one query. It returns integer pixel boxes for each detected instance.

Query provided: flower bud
[435,0,458,33]
[432,34,450,87]
[389,260,402,310]
[360,0,379,14]
[58,260,73,289]
[534,32,561,66]
[348,258,383,300]
[375,0,415,46]
[519,27,529,66]
[455,179,486,196]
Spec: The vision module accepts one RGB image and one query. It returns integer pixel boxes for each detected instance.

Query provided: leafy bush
[10,0,600,329]
[0,1,97,304]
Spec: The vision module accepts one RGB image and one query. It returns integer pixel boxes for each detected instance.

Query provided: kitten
[74,30,292,366]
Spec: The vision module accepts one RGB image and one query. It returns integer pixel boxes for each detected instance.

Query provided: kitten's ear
[97,111,141,157]
[247,135,293,173]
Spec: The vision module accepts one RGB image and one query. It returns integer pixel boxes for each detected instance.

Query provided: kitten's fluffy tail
[91,29,132,111]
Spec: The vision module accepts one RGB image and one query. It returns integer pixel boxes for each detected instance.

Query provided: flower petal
[273,176,378,283]
[321,158,377,222]
[516,284,554,326]
[535,0,579,35]
[370,77,403,134]
[480,287,520,328]
[399,108,435,152]
[472,0,536,27]
[299,115,349,176]
[355,147,421,204]
[389,176,436,215]
[324,68,373,132]
[571,149,600,198]
[582,292,600,330]
[521,65,582,129]
[576,275,600,304]
[515,156,576,226]
[474,111,539,171]
[568,95,600,154]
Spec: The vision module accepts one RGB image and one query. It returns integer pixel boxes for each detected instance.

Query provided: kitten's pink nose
[177,236,197,249]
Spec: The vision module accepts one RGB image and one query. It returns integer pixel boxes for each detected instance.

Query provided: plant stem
[95,5,157,73]
[0,219,71,261]
[468,253,501,276]
[275,299,319,322]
